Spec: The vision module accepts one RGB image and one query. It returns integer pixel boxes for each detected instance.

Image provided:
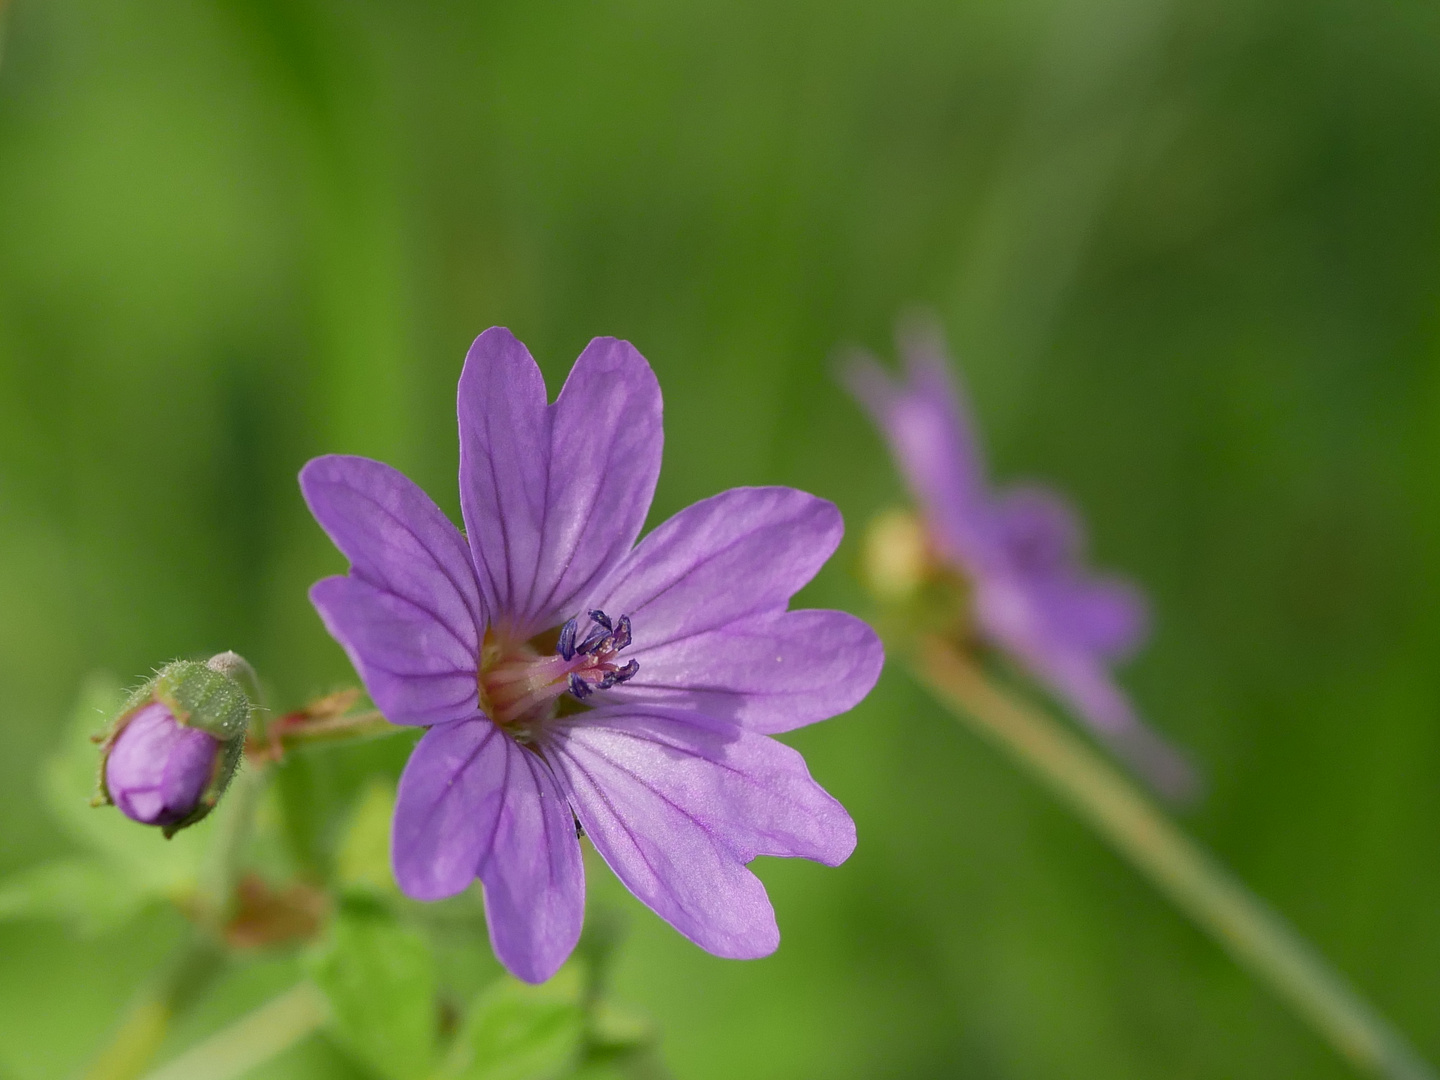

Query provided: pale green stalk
[82,936,225,1080]
[914,636,1434,1080]
[197,760,269,926]
[139,982,330,1080]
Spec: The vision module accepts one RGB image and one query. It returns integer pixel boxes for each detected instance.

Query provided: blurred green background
[2,0,1440,1076]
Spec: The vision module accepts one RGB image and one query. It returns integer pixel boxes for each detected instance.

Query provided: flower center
[478,609,638,735]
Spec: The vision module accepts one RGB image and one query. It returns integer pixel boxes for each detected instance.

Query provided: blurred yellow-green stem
[139,982,330,1080]
[82,936,226,1080]
[913,637,1435,1080]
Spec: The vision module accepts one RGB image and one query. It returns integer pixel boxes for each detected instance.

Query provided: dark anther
[597,659,640,691]
[568,674,593,700]
[588,609,613,631]
[614,614,632,650]
[576,626,607,656]
[557,618,579,661]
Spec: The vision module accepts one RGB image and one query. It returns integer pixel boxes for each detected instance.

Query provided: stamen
[477,609,639,728]
[557,618,578,661]
[575,622,611,656]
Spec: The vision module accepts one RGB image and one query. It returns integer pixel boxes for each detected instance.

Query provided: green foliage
[0,856,147,936]
[445,967,586,1080]
[308,903,438,1080]
[334,779,397,896]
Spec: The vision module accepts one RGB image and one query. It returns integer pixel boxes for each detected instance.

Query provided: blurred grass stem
[82,936,225,1080]
[138,981,329,1080]
[915,636,1435,1080]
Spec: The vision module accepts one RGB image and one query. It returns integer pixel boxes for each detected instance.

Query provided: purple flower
[302,328,882,983]
[105,702,221,827]
[846,318,1196,800]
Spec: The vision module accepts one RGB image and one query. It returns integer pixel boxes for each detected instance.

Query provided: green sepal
[152,660,251,741]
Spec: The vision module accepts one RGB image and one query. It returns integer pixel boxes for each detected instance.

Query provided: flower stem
[138,982,330,1080]
[913,636,1435,1080]
[82,935,226,1080]
[199,759,270,927]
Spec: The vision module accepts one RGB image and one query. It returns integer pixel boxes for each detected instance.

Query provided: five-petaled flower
[846,317,1196,800]
[302,328,883,982]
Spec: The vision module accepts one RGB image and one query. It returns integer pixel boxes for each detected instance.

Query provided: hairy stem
[914,636,1435,1080]
[139,982,330,1080]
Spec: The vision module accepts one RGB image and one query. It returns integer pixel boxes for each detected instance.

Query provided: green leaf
[308,904,437,1080]
[586,999,654,1056]
[335,779,398,894]
[42,674,210,898]
[0,856,150,936]
[448,966,586,1080]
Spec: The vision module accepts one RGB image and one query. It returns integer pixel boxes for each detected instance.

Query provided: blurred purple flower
[302,328,882,983]
[845,318,1196,800]
[105,701,220,827]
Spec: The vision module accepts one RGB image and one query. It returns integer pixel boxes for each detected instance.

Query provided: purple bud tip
[106,702,220,827]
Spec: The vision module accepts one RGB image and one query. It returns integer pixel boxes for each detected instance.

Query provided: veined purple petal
[589,487,843,649]
[605,608,884,734]
[457,328,551,633]
[530,337,662,626]
[301,456,484,650]
[393,719,584,983]
[310,576,480,726]
[545,706,855,959]
[458,329,663,638]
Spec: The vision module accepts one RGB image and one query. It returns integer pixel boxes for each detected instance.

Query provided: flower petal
[457,328,551,631]
[546,706,855,959]
[301,455,485,650]
[529,336,663,627]
[458,329,662,636]
[992,486,1084,577]
[589,487,842,651]
[605,608,884,733]
[844,347,996,572]
[310,576,480,726]
[393,719,584,983]
[993,621,1198,801]
[1041,576,1149,660]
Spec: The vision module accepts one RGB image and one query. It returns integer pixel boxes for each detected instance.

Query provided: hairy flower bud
[97,657,253,837]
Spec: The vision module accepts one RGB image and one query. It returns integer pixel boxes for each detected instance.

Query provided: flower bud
[97,657,252,837]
